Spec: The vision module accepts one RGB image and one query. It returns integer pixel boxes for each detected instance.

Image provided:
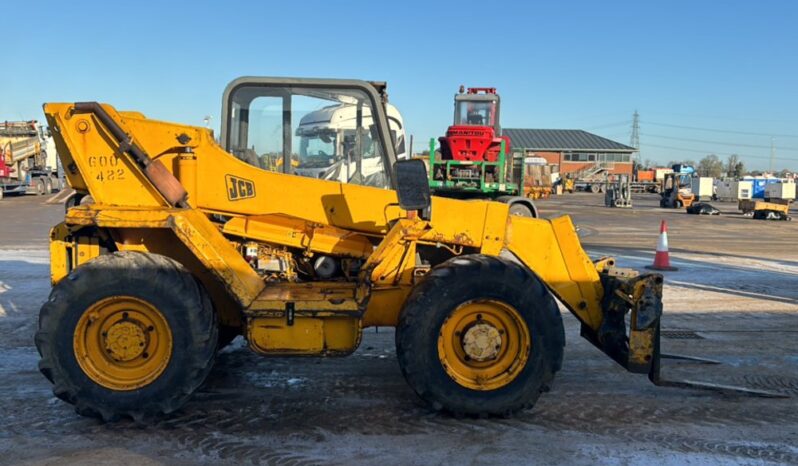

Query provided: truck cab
[453,86,501,134]
[293,103,406,182]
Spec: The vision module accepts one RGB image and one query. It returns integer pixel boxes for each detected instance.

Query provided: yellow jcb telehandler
[37,77,775,421]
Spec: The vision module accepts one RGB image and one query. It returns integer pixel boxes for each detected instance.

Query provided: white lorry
[0,120,62,198]
[293,103,407,184]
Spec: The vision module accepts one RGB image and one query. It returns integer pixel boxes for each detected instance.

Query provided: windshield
[298,130,337,168]
[456,100,496,127]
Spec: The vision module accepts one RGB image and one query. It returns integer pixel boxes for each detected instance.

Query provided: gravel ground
[1,192,797,465]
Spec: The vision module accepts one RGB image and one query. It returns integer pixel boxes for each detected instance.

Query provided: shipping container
[765,181,796,200]
[636,170,655,182]
[690,177,714,200]
[746,177,780,198]
[715,180,752,201]
[654,168,673,181]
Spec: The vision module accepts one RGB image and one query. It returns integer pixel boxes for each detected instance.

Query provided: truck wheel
[509,203,533,217]
[35,178,46,195]
[35,251,218,421]
[396,255,564,416]
[589,184,600,193]
[44,178,53,194]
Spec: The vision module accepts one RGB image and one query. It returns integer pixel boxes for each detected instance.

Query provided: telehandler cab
[36,77,771,421]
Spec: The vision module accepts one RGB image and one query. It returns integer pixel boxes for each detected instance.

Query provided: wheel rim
[74,296,173,391]
[437,300,531,391]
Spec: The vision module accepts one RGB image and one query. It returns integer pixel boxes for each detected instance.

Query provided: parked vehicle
[0,120,63,198]
[660,165,695,208]
[427,86,537,217]
[293,102,407,183]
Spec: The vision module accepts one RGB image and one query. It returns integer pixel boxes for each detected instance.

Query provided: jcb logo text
[225,175,255,201]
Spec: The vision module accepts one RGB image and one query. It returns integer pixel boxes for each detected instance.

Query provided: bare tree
[725,154,745,178]
[697,154,724,177]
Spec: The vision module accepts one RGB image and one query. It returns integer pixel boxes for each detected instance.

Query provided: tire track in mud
[528,395,798,463]
[5,340,798,464]
[736,374,798,395]
[142,387,798,464]
[7,361,798,463]
[170,429,325,466]
[6,395,796,464]
[3,405,327,466]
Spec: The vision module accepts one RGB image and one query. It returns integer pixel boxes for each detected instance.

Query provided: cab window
[226,85,389,188]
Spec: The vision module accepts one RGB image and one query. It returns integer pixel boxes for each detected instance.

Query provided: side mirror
[393,159,431,219]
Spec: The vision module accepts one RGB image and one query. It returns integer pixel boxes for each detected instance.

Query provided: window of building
[563,151,631,163]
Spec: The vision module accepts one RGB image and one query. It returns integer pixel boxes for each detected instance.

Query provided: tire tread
[396,254,564,417]
[35,251,218,422]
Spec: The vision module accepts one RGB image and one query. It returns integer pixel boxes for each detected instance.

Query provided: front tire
[34,178,46,195]
[396,255,564,416]
[35,251,218,421]
[508,203,533,217]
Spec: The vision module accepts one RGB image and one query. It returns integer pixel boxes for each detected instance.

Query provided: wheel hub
[74,296,173,391]
[437,300,531,391]
[462,322,502,361]
[104,321,147,362]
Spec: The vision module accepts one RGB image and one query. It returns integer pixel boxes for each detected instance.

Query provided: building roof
[504,128,636,152]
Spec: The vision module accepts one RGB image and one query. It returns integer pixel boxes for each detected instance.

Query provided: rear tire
[50,176,62,192]
[396,254,564,416]
[35,251,218,421]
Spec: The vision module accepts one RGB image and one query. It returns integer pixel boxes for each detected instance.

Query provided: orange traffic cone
[646,220,678,271]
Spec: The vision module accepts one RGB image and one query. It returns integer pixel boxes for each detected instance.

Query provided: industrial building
[504,128,636,176]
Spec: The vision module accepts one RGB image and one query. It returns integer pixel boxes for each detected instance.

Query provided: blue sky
[2,0,797,171]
